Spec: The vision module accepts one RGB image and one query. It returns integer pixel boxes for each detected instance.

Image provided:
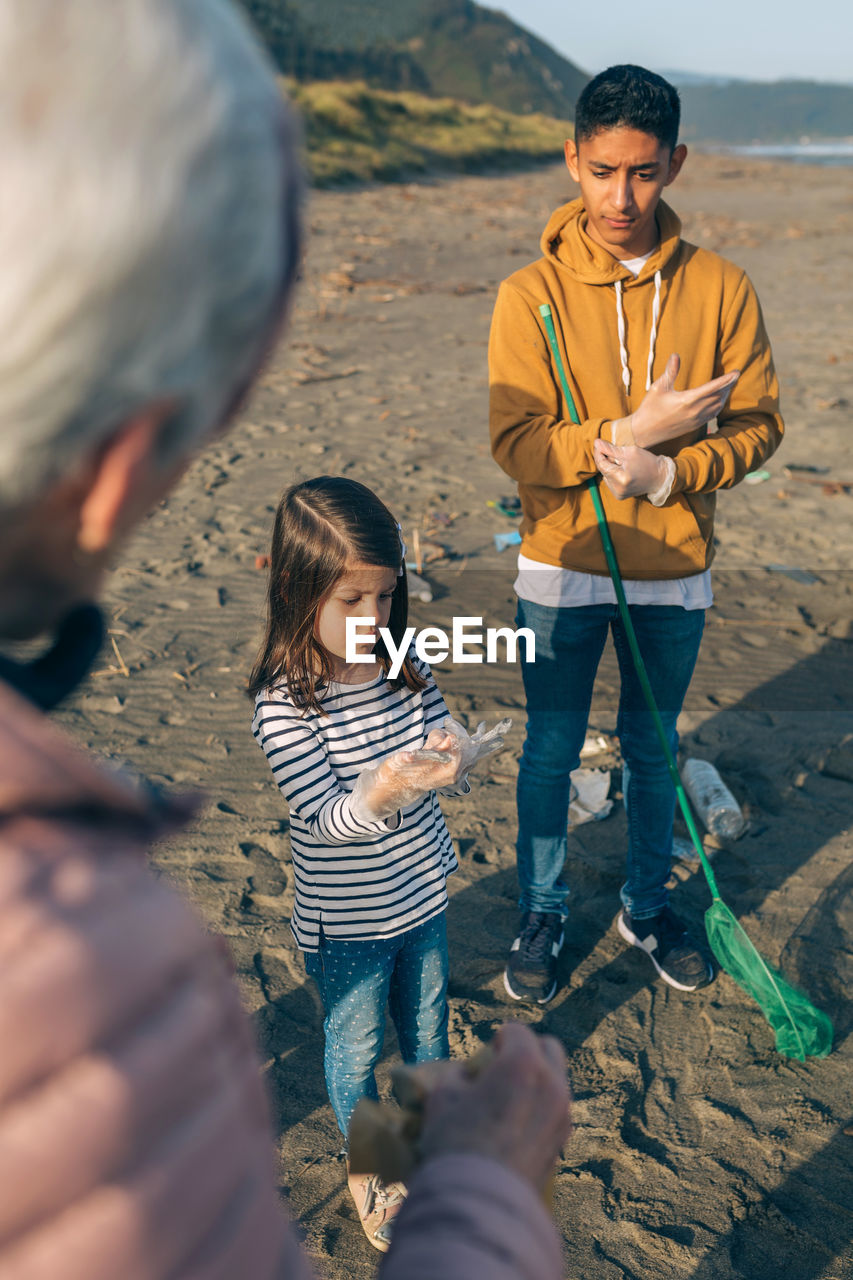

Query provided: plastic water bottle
[682,758,747,841]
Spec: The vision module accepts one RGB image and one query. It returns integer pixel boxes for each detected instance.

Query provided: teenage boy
[489,64,783,1005]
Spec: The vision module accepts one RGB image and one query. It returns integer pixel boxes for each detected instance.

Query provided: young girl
[250,476,503,1251]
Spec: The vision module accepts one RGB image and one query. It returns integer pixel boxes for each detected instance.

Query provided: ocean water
[716,140,853,167]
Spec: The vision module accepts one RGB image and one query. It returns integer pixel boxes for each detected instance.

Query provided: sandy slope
[56,153,852,1279]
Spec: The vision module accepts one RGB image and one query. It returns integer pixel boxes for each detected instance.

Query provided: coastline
[700,140,853,166]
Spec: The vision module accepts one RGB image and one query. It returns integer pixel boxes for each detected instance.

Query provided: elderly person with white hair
[0,1,570,1277]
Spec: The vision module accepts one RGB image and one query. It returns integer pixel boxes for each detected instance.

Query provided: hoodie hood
[541,197,683,285]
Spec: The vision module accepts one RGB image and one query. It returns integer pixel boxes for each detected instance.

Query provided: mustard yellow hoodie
[489,198,783,579]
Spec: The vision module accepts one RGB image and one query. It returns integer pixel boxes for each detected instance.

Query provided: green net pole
[537,303,722,900]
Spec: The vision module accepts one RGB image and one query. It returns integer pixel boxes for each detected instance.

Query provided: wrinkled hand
[350,742,463,822]
[617,353,739,448]
[593,438,667,499]
[416,1023,572,1195]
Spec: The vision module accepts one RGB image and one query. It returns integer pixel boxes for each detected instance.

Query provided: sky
[490,0,853,84]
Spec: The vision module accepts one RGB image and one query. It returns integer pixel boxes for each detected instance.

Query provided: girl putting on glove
[250,475,506,1252]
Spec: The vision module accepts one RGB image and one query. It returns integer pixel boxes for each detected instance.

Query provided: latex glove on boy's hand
[349,743,462,823]
[593,437,675,505]
[610,353,740,449]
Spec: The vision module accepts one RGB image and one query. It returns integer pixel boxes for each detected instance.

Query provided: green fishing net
[705,899,834,1060]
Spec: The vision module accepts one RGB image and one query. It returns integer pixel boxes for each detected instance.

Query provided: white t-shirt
[619,251,653,277]
[514,553,712,610]
[514,248,712,612]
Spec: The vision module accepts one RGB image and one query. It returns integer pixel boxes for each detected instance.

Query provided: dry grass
[285,78,570,185]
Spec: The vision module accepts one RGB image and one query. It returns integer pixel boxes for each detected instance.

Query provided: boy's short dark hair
[574,65,680,152]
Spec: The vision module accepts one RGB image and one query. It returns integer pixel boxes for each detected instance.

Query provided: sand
[56,153,852,1279]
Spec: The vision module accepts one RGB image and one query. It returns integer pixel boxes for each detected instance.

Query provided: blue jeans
[304,912,449,1138]
[515,597,705,921]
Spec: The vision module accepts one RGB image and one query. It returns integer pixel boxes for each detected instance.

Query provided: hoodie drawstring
[615,279,630,396]
[614,269,662,398]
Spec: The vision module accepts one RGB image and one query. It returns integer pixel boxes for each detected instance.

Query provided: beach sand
[57,153,852,1279]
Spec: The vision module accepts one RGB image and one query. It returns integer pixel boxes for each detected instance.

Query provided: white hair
[0,0,301,509]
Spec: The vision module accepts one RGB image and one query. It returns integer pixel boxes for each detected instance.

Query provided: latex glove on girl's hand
[423,715,511,796]
[593,437,672,501]
[438,716,511,773]
[350,742,463,823]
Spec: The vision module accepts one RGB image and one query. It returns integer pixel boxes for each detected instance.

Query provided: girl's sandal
[346,1166,407,1252]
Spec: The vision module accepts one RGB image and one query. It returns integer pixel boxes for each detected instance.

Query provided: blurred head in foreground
[0,0,301,639]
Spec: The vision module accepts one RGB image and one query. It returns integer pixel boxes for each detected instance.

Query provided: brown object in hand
[347,1045,555,1210]
[348,1097,421,1186]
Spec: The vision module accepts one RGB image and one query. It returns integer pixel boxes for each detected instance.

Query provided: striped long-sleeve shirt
[252,658,458,952]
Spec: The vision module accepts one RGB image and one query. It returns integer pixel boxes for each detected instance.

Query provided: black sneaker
[503,910,564,1004]
[618,906,713,991]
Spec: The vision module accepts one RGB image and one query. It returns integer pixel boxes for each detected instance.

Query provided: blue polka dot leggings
[304,912,449,1138]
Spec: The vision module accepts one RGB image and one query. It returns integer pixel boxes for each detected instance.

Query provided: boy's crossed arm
[595,351,741,500]
[609,353,739,449]
[489,285,740,493]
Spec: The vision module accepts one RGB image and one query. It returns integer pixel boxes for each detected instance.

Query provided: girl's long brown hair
[248,476,427,713]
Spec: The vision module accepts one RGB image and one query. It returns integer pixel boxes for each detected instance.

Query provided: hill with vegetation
[289,79,570,184]
[240,0,587,117]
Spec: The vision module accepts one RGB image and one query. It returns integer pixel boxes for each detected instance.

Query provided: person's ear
[564,139,580,183]
[76,402,177,553]
[665,144,688,186]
